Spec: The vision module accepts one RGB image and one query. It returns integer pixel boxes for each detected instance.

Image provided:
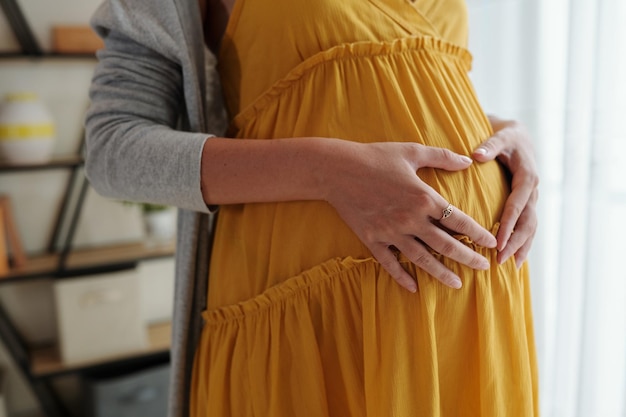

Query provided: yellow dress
[191,0,539,415]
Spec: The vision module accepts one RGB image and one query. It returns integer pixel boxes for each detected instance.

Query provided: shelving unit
[0,53,96,59]
[0,156,175,417]
[0,0,42,55]
[0,2,175,416]
[31,321,171,378]
[0,155,83,172]
[0,241,175,283]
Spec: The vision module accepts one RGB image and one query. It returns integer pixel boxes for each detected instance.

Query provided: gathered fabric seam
[231,36,473,134]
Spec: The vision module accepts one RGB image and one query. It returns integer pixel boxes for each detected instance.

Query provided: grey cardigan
[85,1,225,416]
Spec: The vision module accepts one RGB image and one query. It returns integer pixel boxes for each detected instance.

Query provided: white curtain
[468,0,626,416]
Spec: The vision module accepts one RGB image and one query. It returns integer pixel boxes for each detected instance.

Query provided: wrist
[312,138,365,205]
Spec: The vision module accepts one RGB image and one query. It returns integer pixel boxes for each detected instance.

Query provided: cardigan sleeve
[85,0,214,213]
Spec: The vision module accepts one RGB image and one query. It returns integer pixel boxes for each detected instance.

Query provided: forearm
[200,137,350,205]
[201,135,503,290]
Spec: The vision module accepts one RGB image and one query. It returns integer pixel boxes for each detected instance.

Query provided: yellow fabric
[191,0,539,415]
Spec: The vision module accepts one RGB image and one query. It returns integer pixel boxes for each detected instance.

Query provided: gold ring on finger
[440,203,453,220]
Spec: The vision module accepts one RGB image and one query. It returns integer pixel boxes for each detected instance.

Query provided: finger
[416,175,495,249]
[395,236,462,289]
[415,146,474,172]
[497,229,526,265]
[371,244,417,293]
[497,186,537,251]
[472,130,510,162]
[514,237,533,269]
[498,204,537,264]
[421,227,490,270]
[437,204,497,248]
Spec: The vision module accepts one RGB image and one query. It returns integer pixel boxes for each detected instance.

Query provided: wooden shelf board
[0,155,83,172]
[0,253,57,281]
[0,52,96,60]
[30,321,171,377]
[65,241,175,269]
[0,241,175,282]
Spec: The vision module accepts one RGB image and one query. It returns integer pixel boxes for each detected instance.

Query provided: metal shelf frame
[0,142,172,416]
[0,0,42,55]
[0,132,95,416]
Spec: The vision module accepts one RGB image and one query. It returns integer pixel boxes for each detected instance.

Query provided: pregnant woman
[86,0,539,416]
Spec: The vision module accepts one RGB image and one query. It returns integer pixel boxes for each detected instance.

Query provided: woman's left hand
[472,116,539,268]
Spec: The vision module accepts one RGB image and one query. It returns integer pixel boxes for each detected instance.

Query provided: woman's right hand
[323,141,497,292]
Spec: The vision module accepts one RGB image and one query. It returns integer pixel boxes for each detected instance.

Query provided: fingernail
[460,155,473,164]
[408,283,417,293]
[474,147,488,156]
[498,254,509,265]
[451,278,462,289]
[516,258,524,269]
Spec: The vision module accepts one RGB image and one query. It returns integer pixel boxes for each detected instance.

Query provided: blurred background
[468,0,626,416]
[0,0,625,416]
[1,1,174,416]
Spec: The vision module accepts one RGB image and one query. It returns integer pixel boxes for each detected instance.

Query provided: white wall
[0,2,175,415]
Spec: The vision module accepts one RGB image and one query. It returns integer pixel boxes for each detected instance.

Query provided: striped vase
[0,92,56,164]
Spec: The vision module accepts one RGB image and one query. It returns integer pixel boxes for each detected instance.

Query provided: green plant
[122,201,169,213]
[141,203,169,213]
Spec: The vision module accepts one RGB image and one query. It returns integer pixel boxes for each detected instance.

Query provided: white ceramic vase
[0,92,56,164]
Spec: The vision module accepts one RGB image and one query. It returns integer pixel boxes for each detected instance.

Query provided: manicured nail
[474,147,488,156]
[451,278,462,289]
[408,283,417,293]
[460,155,473,164]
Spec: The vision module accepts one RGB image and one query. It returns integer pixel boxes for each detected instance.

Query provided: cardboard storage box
[54,270,147,364]
[85,364,169,417]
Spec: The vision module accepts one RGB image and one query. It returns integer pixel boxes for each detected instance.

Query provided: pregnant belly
[211,40,510,303]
